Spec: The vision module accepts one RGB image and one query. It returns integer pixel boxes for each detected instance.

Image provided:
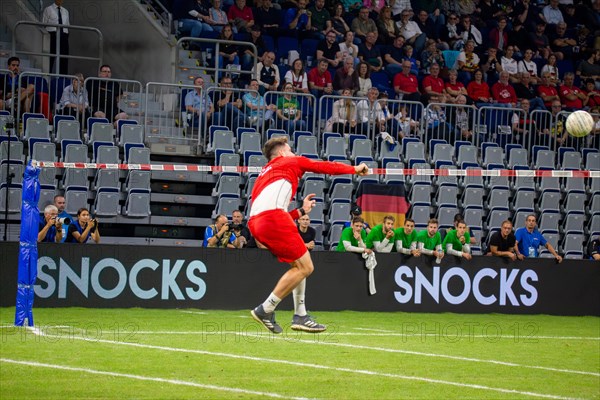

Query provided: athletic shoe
[251,305,283,334]
[291,314,327,332]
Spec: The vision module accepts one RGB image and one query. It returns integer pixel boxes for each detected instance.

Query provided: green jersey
[365,224,395,252]
[416,229,442,251]
[336,227,367,252]
[442,229,471,252]
[277,96,300,119]
[394,228,418,252]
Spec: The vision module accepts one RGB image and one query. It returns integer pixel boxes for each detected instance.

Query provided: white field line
[178,311,208,315]
[27,330,585,400]
[128,330,598,377]
[0,358,310,400]
[352,327,396,333]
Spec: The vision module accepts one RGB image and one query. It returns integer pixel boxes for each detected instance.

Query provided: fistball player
[248,136,369,333]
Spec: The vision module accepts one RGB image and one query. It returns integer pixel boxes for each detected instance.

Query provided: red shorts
[248,209,308,263]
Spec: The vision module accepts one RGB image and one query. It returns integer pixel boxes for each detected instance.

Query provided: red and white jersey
[250,156,355,217]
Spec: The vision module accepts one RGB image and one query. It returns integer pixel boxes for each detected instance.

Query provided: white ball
[566,110,594,138]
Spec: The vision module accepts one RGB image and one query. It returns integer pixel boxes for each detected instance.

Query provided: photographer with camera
[38,205,67,243]
[203,214,236,248]
[65,207,100,244]
[230,210,254,249]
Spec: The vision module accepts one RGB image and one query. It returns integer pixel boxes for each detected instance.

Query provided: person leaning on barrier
[365,215,396,253]
[442,219,472,260]
[488,220,524,260]
[203,214,236,248]
[515,214,562,263]
[65,208,100,244]
[337,216,372,254]
[38,205,64,243]
[416,218,444,262]
[343,205,371,234]
[394,218,420,256]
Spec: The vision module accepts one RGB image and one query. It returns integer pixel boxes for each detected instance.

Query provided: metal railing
[0,69,17,118]
[140,0,173,37]
[263,90,316,140]
[421,102,478,146]
[475,105,526,148]
[84,77,143,126]
[13,21,103,73]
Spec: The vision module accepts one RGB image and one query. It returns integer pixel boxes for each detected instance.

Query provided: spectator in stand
[420,38,445,75]
[401,45,420,76]
[456,40,480,85]
[537,72,561,110]
[480,47,502,85]
[243,79,276,128]
[365,215,396,253]
[529,21,552,60]
[512,0,539,32]
[42,0,70,74]
[383,35,407,78]
[576,50,600,88]
[218,24,240,77]
[515,214,562,263]
[397,8,426,54]
[65,208,100,244]
[227,0,254,32]
[283,0,312,38]
[325,88,357,134]
[393,60,421,102]
[307,0,333,40]
[415,9,441,46]
[422,63,445,97]
[549,22,577,61]
[444,69,468,104]
[377,91,401,138]
[253,51,279,95]
[351,7,377,43]
[538,100,567,147]
[559,72,587,111]
[489,16,508,52]
[511,98,538,145]
[416,218,444,262]
[53,195,71,242]
[506,19,530,60]
[241,26,266,72]
[308,58,333,98]
[336,217,372,254]
[339,31,360,65]
[333,56,359,94]
[58,73,90,121]
[212,76,245,132]
[317,31,343,68]
[203,214,236,248]
[356,87,384,135]
[467,69,492,107]
[447,94,474,140]
[540,53,560,86]
[330,4,352,41]
[0,57,35,114]
[355,62,372,97]
[389,0,412,21]
[540,0,564,26]
[231,209,253,248]
[442,220,472,260]
[458,15,482,52]
[276,82,307,135]
[588,237,600,261]
[365,0,385,19]
[185,76,213,131]
[38,205,64,243]
[517,48,540,85]
[173,0,214,46]
[285,58,309,95]
[394,218,420,256]
[376,6,400,45]
[488,220,523,260]
[254,0,281,36]
[208,0,231,33]
[491,71,518,108]
[440,13,462,50]
[358,31,383,72]
[583,78,600,111]
[88,64,128,123]
[514,72,545,111]
[501,46,520,84]
[423,93,453,142]
[297,214,316,251]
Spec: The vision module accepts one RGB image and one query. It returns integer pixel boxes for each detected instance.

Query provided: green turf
[0,308,598,399]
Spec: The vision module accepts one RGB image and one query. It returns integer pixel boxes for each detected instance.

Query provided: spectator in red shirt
[422,63,445,98]
[491,71,517,107]
[583,78,600,112]
[537,72,560,110]
[393,60,420,102]
[308,58,333,98]
[559,72,587,111]
[467,69,492,107]
[227,0,254,32]
[444,69,468,104]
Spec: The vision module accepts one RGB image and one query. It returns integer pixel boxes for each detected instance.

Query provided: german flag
[356,183,410,229]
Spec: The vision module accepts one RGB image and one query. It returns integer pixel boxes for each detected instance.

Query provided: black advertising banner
[0,243,598,316]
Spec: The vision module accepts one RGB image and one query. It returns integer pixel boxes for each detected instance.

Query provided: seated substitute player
[442,220,472,260]
[487,220,524,261]
[416,218,444,262]
[365,215,396,253]
[394,218,421,256]
[337,216,372,254]
[38,205,64,243]
[249,136,369,334]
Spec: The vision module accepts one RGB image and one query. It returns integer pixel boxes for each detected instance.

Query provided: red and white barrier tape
[32,161,600,178]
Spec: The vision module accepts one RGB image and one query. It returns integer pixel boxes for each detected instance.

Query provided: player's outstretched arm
[354,163,370,176]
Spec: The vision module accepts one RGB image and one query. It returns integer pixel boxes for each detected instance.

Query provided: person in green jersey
[416,218,444,262]
[394,218,421,256]
[276,82,307,135]
[337,216,372,254]
[442,220,472,260]
[365,215,395,252]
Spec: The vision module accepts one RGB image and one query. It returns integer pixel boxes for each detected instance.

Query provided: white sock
[262,292,281,313]
[293,278,307,317]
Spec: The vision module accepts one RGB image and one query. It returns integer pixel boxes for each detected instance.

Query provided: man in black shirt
[87,64,128,123]
[488,220,524,260]
[297,214,316,251]
[211,76,245,132]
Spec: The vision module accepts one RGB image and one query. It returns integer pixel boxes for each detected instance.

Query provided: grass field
[0,307,598,399]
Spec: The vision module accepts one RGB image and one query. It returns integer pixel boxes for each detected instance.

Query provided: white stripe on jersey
[249,179,293,217]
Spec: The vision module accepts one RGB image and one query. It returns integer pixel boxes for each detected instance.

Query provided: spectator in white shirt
[42,0,70,74]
